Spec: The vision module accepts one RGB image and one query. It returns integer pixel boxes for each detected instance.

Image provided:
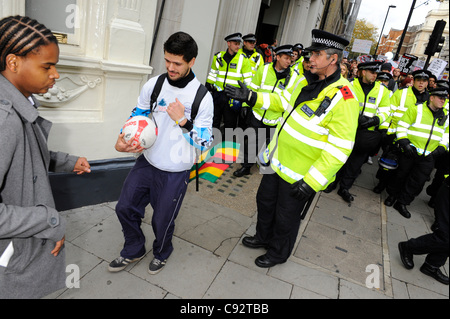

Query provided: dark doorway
[255,0,287,46]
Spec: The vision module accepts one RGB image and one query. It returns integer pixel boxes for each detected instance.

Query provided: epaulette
[340,86,355,100]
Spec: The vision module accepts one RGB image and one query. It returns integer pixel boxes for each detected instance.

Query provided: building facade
[0,0,360,209]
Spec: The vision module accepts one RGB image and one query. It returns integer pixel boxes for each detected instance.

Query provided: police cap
[242,34,257,42]
[306,29,349,51]
[358,61,382,72]
[377,72,393,81]
[412,69,432,80]
[429,87,448,97]
[274,45,293,56]
[225,33,242,42]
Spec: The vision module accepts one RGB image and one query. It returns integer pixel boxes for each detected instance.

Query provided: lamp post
[394,0,417,61]
[375,5,396,57]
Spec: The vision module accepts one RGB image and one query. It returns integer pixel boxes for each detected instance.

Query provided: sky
[357,0,442,37]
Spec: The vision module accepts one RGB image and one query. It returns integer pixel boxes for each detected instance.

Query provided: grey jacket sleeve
[49,151,78,173]
[0,204,66,243]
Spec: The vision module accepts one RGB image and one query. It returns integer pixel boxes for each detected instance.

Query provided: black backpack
[150,73,208,121]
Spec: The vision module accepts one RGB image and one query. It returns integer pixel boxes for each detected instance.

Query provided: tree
[348,19,379,59]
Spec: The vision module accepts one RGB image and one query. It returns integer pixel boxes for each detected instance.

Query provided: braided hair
[0,15,58,72]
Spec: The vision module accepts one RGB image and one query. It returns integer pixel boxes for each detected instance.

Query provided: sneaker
[367,156,373,165]
[108,256,143,273]
[148,258,167,275]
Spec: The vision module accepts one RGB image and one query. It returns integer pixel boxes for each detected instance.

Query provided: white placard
[352,39,373,54]
[427,58,448,78]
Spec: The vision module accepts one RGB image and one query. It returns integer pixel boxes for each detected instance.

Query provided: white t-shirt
[135,75,214,172]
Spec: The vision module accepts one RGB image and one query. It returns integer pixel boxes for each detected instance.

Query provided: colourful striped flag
[190,141,240,184]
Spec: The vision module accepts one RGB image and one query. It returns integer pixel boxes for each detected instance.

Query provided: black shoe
[242,236,268,249]
[384,195,396,207]
[233,166,251,177]
[420,263,449,285]
[393,202,411,219]
[323,181,337,193]
[255,254,280,268]
[337,188,354,203]
[398,242,414,269]
[373,183,385,194]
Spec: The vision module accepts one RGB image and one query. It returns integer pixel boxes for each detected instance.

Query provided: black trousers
[255,173,314,263]
[375,134,397,187]
[386,152,435,205]
[407,178,449,267]
[239,111,276,168]
[339,129,382,190]
[212,90,239,131]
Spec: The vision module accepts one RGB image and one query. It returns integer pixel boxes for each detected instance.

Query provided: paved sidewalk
[46,159,449,299]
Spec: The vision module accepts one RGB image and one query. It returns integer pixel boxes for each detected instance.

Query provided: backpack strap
[190,84,208,120]
[150,73,167,112]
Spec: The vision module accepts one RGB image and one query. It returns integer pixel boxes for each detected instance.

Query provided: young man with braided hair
[0,15,91,299]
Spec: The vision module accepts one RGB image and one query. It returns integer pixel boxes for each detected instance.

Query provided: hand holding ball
[122,116,158,149]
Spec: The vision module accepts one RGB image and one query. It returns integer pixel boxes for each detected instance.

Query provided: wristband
[176,116,187,126]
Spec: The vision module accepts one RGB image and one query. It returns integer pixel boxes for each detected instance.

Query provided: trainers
[108,256,143,273]
[148,258,167,275]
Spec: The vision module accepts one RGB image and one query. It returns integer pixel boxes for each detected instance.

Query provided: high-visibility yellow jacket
[250,63,299,126]
[396,101,449,155]
[206,51,253,90]
[255,75,360,192]
[238,48,264,76]
[381,86,425,134]
[291,56,305,74]
[351,78,391,131]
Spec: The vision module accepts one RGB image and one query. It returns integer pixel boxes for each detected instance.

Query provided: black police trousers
[238,111,275,169]
[212,90,239,131]
[406,178,449,267]
[255,173,313,263]
[386,151,435,205]
[339,129,382,190]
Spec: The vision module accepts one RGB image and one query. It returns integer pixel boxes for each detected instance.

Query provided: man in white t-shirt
[109,32,214,275]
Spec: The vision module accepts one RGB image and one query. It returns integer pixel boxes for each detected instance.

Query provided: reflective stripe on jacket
[258,76,360,192]
[206,51,253,89]
[396,101,449,155]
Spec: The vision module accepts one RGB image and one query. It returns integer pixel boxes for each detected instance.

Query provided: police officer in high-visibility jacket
[225,29,359,268]
[234,45,299,177]
[238,33,264,76]
[374,69,432,194]
[325,61,391,203]
[385,87,449,219]
[206,33,253,130]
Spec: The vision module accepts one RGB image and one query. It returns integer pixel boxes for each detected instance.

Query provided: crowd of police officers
[205,30,449,285]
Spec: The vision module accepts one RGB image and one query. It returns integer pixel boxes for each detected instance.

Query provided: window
[25,0,81,45]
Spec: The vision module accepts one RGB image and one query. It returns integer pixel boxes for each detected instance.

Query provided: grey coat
[0,74,78,299]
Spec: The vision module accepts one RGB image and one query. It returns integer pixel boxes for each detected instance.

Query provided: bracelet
[176,116,187,126]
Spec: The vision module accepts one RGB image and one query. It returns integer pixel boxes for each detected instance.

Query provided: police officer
[398,176,449,285]
[291,43,304,70]
[385,87,449,218]
[374,69,432,194]
[233,45,298,177]
[377,72,394,96]
[238,33,264,76]
[206,33,253,130]
[325,61,391,203]
[225,29,359,268]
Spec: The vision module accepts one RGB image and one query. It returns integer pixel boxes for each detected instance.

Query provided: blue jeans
[115,155,190,260]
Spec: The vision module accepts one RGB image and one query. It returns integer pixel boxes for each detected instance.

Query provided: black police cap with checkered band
[306,29,349,51]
